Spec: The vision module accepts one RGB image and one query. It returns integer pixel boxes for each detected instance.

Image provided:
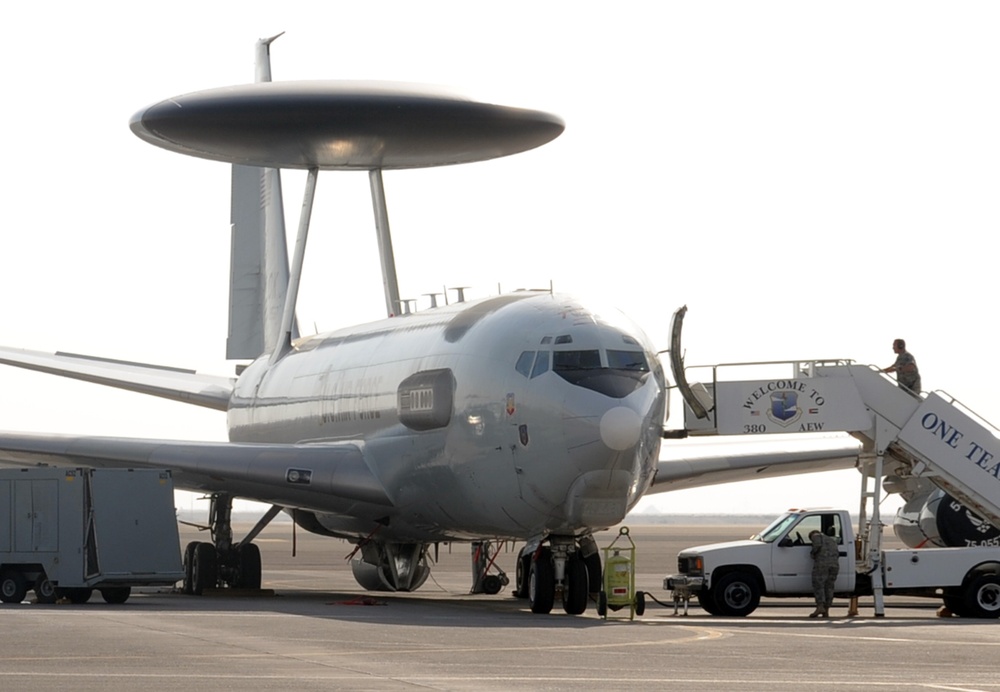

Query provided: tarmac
[2,520,999,691]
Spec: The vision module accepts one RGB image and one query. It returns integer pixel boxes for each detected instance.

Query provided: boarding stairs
[673,359,1000,532]
[671,354,1000,613]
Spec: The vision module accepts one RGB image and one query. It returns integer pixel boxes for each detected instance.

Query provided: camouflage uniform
[893,350,921,392]
[809,530,839,617]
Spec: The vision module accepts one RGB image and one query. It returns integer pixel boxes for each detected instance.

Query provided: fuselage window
[553,350,602,371]
[515,351,535,378]
[607,349,649,372]
[530,350,550,378]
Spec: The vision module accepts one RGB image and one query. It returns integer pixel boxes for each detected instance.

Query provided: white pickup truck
[665,508,1000,618]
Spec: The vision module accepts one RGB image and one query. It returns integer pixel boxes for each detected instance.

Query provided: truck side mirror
[778,537,793,548]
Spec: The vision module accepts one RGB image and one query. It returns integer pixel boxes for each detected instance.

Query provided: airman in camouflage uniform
[883,339,921,394]
[809,529,839,618]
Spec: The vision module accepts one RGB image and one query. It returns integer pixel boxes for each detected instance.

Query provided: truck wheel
[635,590,646,616]
[34,575,57,604]
[100,587,131,604]
[941,593,968,617]
[712,571,760,617]
[0,572,27,604]
[962,571,1000,619]
[697,591,722,615]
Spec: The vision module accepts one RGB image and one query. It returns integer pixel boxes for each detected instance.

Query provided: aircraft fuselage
[228,291,665,543]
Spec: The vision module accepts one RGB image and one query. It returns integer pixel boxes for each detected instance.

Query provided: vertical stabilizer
[225,34,297,360]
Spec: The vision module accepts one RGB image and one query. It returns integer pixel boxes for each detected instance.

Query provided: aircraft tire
[235,543,262,589]
[528,548,555,614]
[182,541,199,595]
[584,551,602,596]
[192,542,218,595]
[513,552,532,599]
[561,555,588,615]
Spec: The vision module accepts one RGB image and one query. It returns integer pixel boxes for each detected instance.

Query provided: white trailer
[0,467,184,604]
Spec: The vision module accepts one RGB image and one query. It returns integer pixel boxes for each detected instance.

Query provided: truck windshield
[754,513,800,543]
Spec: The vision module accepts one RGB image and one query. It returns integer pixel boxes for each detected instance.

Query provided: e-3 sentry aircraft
[0,37,860,614]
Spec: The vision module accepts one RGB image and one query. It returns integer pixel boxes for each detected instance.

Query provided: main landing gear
[182,493,280,595]
[513,534,602,615]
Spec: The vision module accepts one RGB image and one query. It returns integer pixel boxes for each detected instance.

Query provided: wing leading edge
[0,432,392,509]
[0,347,234,410]
[650,437,862,493]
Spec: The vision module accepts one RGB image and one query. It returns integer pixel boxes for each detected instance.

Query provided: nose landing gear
[515,534,601,615]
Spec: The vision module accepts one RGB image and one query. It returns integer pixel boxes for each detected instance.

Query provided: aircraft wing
[0,432,392,509]
[0,346,234,410]
[649,436,862,493]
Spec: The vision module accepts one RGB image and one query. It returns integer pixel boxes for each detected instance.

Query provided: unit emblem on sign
[768,391,801,427]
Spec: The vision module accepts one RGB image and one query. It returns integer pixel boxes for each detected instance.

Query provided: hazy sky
[2,2,998,519]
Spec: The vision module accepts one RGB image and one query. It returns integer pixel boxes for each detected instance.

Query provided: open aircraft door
[667,306,714,432]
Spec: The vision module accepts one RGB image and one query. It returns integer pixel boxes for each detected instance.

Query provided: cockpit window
[530,351,550,378]
[552,350,601,371]
[515,351,535,378]
[515,350,553,379]
[519,346,651,397]
[607,349,649,372]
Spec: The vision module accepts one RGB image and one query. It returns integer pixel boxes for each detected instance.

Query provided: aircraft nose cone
[599,406,642,451]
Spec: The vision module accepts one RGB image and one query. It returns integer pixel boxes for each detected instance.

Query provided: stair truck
[663,307,1000,617]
